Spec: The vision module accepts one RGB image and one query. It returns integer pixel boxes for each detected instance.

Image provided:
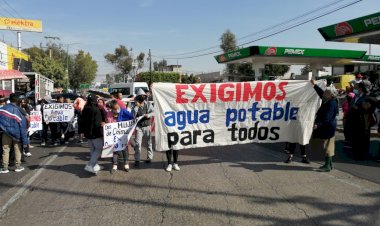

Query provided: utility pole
[44,36,60,59]
[149,49,152,84]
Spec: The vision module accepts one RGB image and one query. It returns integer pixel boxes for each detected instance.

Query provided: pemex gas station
[215,12,380,81]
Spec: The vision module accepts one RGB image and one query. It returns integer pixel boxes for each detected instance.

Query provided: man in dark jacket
[311,80,338,172]
[81,94,104,174]
[0,93,28,173]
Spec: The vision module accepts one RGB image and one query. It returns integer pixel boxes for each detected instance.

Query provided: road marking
[0,145,68,217]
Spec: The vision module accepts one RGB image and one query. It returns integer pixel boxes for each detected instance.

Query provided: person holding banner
[82,94,105,174]
[132,89,154,166]
[310,80,338,172]
[109,100,134,173]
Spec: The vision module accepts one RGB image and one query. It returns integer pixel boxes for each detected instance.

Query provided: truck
[20,72,54,105]
[109,82,149,98]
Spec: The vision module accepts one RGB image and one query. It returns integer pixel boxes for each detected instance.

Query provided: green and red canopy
[214,46,367,66]
[318,12,380,44]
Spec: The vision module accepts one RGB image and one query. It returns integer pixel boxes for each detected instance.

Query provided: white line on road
[0,145,68,217]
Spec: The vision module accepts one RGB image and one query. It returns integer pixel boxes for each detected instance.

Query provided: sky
[0,0,379,81]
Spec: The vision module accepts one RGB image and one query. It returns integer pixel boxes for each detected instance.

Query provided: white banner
[103,117,143,152]
[43,103,75,123]
[152,81,323,151]
[29,110,42,131]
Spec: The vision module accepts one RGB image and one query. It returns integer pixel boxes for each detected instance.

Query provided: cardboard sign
[103,117,143,151]
[43,103,75,123]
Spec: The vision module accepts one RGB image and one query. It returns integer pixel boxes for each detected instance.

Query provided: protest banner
[43,103,75,122]
[152,81,323,151]
[28,110,42,135]
[103,117,143,152]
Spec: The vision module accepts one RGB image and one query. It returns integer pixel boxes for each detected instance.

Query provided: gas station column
[252,62,265,81]
[310,64,320,80]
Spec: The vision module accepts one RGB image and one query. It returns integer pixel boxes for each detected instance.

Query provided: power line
[158,0,347,58]
[1,0,23,18]
[163,0,362,60]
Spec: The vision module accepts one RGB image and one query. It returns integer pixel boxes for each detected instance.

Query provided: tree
[25,45,98,89]
[105,45,145,82]
[264,65,290,78]
[105,74,114,85]
[301,65,312,75]
[153,59,167,71]
[136,72,180,83]
[70,50,98,89]
[31,55,66,88]
[220,29,238,75]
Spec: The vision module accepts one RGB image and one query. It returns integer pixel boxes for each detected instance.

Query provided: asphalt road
[0,137,379,226]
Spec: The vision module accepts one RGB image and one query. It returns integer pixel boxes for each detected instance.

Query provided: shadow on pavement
[0,180,378,225]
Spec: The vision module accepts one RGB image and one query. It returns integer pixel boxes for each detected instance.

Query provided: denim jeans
[87,138,103,167]
[133,126,152,161]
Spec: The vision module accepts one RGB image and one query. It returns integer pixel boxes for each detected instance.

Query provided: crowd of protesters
[1,76,379,175]
[0,86,179,175]
[284,74,380,172]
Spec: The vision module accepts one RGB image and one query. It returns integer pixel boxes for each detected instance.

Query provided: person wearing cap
[0,93,28,173]
[132,88,154,166]
[82,94,105,174]
[310,80,339,172]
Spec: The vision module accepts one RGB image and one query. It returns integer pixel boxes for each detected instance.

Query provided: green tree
[220,29,238,75]
[70,50,98,89]
[105,45,145,82]
[31,55,66,88]
[105,74,114,85]
[153,59,167,71]
[264,65,290,78]
[301,65,312,75]
[136,72,180,83]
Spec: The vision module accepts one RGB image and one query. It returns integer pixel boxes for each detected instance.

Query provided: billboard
[0,17,42,32]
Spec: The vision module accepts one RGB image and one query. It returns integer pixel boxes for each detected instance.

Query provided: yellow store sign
[7,45,29,69]
[0,17,42,32]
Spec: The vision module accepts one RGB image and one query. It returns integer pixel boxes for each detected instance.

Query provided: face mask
[353,89,359,95]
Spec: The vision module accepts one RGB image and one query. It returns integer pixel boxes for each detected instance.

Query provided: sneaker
[134,161,140,167]
[64,141,69,145]
[0,168,9,174]
[93,164,104,172]
[301,157,311,164]
[53,142,59,146]
[84,165,96,174]
[145,159,152,164]
[284,156,292,164]
[77,140,84,144]
[165,164,172,172]
[24,152,32,157]
[15,166,25,172]
[41,142,46,147]
[173,164,180,171]
[124,164,130,172]
[29,145,35,149]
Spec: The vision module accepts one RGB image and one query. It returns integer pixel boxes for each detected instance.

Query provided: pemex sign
[0,17,42,32]
[318,12,380,42]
